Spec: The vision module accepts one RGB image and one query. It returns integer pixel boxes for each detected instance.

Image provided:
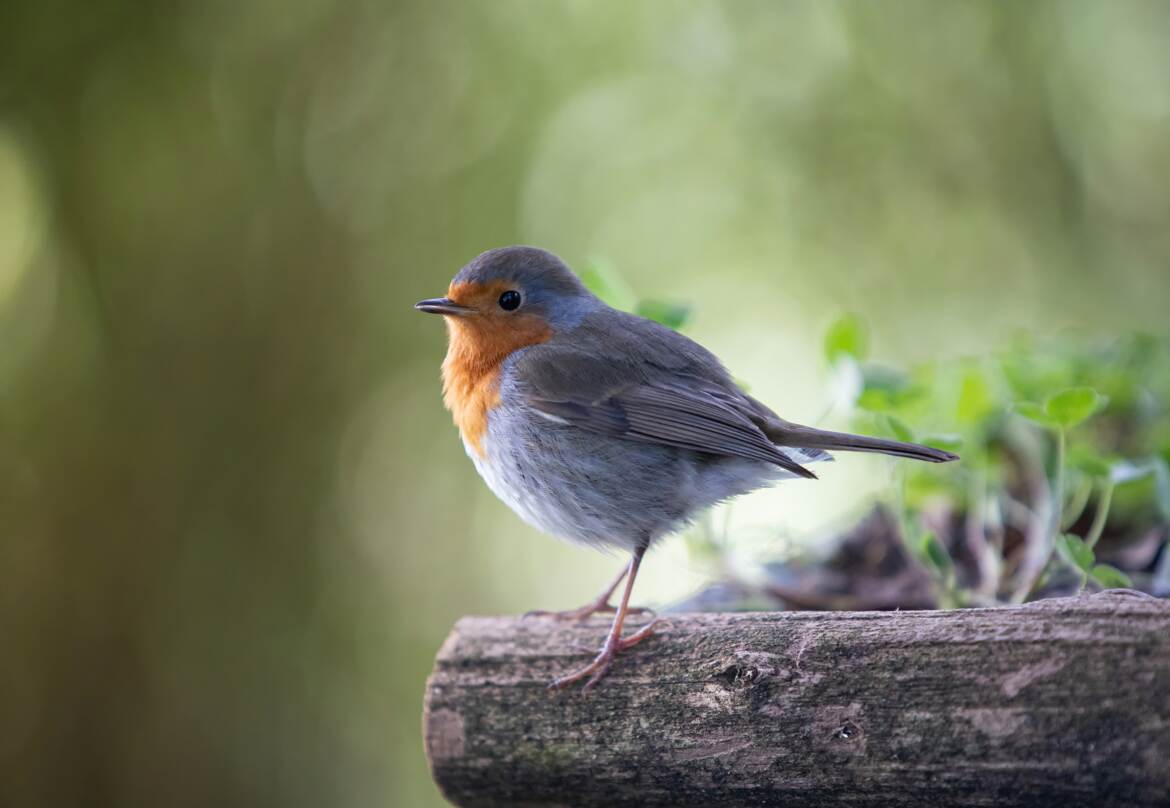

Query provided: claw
[548,618,660,692]
[540,548,657,692]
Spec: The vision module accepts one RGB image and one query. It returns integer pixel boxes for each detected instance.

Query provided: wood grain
[424,590,1170,807]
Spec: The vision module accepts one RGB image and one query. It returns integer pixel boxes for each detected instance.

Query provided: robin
[416,246,958,690]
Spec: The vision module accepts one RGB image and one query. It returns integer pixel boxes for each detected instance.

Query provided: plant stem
[1038,428,1068,593]
[1061,477,1093,530]
[1079,480,1115,592]
[1052,428,1066,541]
[1019,427,1065,603]
[1084,480,1114,550]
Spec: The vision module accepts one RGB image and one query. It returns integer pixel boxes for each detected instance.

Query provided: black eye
[498,290,521,311]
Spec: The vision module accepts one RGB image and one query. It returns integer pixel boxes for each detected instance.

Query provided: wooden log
[423,590,1170,807]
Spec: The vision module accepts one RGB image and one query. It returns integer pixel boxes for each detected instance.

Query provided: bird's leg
[549,545,659,692]
[524,562,653,622]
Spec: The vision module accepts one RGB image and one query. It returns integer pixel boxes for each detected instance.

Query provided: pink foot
[548,619,660,692]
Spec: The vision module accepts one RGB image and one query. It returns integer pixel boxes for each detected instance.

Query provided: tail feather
[765,422,959,464]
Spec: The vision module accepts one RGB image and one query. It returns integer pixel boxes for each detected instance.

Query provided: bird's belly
[465,405,781,551]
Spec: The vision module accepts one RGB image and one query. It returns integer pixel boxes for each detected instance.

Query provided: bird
[416,246,958,691]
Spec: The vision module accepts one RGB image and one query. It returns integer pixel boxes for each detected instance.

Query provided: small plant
[828,320,1170,607]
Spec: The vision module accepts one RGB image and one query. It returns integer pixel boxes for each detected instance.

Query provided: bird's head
[415,246,595,361]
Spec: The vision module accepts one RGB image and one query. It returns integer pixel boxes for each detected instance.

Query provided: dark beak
[414,297,474,316]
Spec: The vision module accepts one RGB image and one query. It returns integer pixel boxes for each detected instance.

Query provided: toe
[546,620,661,691]
[582,661,613,692]
[547,649,613,691]
[615,618,661,651]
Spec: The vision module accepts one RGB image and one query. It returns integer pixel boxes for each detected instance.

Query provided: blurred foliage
[2,2,1170,807]
[688,322,1170,611]
[581,258,693,331]
[842,324,1170,604]
[823,314,870,366]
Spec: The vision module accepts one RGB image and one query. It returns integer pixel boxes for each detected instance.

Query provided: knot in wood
[834,720,863,743]
[706,654,781,692]
[713,662,761,689]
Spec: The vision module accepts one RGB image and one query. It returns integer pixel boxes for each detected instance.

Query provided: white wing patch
[780,446,835,466]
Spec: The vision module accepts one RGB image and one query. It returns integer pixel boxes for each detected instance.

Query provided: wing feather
[528,382,816,479]
[512,313,819,478]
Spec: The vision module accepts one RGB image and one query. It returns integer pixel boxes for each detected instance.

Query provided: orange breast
[442,341,503,457]
[440,286,552,456]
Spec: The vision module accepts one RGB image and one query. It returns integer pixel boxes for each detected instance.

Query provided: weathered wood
[423,590,1170,807]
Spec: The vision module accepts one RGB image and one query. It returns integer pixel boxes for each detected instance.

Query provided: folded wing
[528,380,819,480]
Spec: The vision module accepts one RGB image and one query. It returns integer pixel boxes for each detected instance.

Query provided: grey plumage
[420,246,958,688]
[433,246,957,552]
[440,248,955,552]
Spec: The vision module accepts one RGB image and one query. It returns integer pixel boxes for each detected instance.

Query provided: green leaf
[856,366,923,413]
[904,470,955,506]
[1013,401,1057,428]
[1056,533,1095,573]
[1000,345,1077,403]
[857,388,894,412]
[1067,446,1112,478]
[1090,564,1133,590]
[956,369,994,425]
[824,314,869,365]
[885,415,915,443]
[922,433,963,452]
[1154,458,1170,521]
[635,299,691,331]
[1044,387,1106,430]
[919,532,953,578]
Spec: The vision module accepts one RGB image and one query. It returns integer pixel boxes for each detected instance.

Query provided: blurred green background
[2,1,1169,805]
